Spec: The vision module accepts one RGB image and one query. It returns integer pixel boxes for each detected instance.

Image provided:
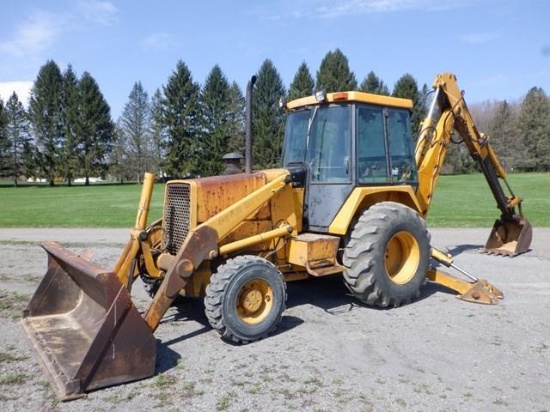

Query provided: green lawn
[0,182,165,227]
[427,172,550,227]
[0,173,548,228]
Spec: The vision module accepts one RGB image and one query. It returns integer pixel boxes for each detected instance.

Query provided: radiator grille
[162,183,191,254]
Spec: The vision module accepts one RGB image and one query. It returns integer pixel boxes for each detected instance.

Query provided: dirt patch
[0,228,549,411]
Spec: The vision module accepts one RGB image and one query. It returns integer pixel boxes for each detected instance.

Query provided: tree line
[0,48,549,186]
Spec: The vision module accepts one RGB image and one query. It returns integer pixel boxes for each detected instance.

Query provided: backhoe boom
[415,73,532,255]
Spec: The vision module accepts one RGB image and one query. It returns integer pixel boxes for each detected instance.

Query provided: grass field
[0,182,165,227]
[1,173,548,228]
[427,172,550,227]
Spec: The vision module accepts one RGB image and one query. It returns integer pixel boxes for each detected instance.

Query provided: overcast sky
[0,0,548,119]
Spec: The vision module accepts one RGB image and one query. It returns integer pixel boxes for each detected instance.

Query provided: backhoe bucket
[485,216,532,256]
[21,241,156,400]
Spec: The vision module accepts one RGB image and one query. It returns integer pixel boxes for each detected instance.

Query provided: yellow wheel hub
[237,279,274,324]
[385,231,420,285]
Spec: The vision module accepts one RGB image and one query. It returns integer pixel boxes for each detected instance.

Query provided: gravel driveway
[0,227,548,412]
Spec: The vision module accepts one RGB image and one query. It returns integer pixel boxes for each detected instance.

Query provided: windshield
[283,105,351,182]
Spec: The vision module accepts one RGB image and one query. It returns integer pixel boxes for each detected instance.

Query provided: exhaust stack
[245,75,257,174]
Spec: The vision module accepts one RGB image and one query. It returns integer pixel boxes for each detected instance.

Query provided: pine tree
[28,60,64,186]
[359,71,389,95]
[0,98,8,178]
[118,81,151,182]
[517,87,550,171]
[316,49,357,92]
[200,65,235,176]
[288,62,315,100]
[226,81,245,154]
[149,88,166,178]
[162,60,201,177]
[420,83,430,115]
[75,71,115,185]
[252,59,286,169]
[4,92,31,186]
[61,65,80,185]
[392,73,423,133]
[110,125,129,183]
[487,100,520,172]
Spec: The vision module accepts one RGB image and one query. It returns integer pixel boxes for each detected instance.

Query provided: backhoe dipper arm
[415,73,532,255]
[437,74,522,219]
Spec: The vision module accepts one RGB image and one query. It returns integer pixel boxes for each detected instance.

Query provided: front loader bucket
[21,241,156,401]
[485,216,532,256]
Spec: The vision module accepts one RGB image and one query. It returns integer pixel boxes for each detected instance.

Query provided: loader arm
[415,73,532,255]
[112,173,157,288]
[143,172,291,332]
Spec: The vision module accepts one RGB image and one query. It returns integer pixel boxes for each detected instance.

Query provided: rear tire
[204,256,286,344]
[343,202,430,308]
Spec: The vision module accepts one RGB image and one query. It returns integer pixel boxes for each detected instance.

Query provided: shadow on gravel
[155,341,182,374]
[438,243,484,257]
[285,274,440,313]
[154,298,211,373]
[286,275,357,313]
[160,297,211,329]
[272,315,305,336]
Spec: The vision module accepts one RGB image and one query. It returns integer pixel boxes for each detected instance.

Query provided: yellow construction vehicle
[22,73,531,400]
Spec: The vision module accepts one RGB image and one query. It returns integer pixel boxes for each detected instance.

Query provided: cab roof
[286,91,413,111]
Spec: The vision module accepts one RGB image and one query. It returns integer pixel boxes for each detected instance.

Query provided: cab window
[282,109,310,166]
[387,109,418,184]
[357,106,389,183]
[356,106,417,184]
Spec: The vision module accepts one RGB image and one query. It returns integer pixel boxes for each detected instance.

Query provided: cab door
[304,105,354,232]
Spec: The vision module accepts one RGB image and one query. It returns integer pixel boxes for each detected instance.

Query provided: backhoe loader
[22,73,532,400]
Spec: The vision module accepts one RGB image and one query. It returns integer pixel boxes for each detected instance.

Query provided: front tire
[343,202,430,308]
[204,256,287,344]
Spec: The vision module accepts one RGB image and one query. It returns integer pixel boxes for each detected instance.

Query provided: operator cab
[281,91,418,232]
